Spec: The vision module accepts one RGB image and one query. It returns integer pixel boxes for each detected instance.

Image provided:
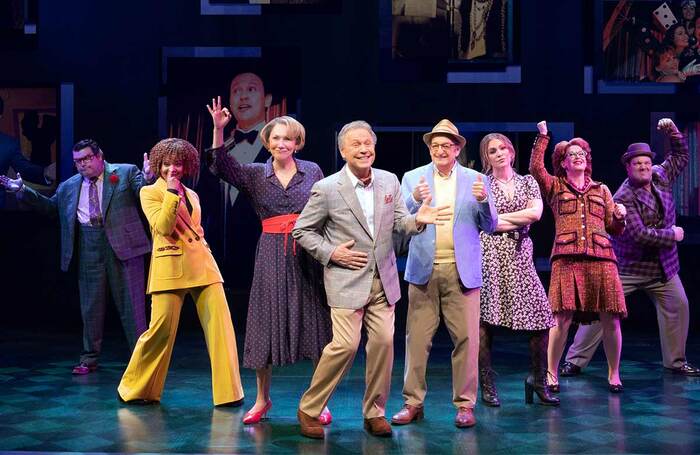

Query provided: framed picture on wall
[161,46,302,291]
[594,0,700,93]
[0,86,60,210]
[380,0,521,83]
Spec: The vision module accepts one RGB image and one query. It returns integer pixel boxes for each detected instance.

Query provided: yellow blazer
[140,178,223,294]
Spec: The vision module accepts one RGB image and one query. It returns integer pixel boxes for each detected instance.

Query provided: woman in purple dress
[206,97,332,424]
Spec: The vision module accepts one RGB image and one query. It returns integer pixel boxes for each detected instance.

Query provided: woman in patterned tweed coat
[529,121,627,394]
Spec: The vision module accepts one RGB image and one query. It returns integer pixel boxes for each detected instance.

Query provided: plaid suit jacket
[20,161,151,271]
[611,132,688,280]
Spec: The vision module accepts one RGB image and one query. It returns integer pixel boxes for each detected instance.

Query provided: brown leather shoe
[297,409,324,439]
[391,404,424,425]
[363,416,392,437]
[454,407,476,428]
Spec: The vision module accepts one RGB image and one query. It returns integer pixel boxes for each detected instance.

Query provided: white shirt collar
[345,165,374,188]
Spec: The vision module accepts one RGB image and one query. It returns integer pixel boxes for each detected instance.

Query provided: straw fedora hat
[423,119,466,149]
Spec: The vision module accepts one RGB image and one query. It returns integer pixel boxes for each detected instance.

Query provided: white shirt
[77,173,104,225]
[225,121,266,207]
[345,166,375,238]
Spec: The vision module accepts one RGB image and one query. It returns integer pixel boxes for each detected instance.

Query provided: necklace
[493,174,514,185]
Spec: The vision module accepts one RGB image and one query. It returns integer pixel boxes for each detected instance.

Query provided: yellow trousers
[117,282,244,405]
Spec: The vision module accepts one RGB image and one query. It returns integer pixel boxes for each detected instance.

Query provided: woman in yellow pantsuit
[118,138,244,406]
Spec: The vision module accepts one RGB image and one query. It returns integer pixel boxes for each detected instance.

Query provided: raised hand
[657,118,679,135]
[330,239,369,270]
[613,203,626,220]
[416,195,452,226]
[143,152,154,181]
[472,174,487,202]
[206,95,232,130]
[537,121,548,136]
[0,173,24,192]
[412,175,431,202]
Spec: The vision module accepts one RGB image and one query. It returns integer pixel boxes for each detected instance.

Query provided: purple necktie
[89,178,103,226]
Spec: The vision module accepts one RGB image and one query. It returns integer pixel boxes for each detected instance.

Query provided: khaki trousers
[118,282,244,405]
[299,275,394,419]
[403,262,480,408]
[566,273,690,369]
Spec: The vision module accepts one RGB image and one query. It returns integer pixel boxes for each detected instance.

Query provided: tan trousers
[403,262,480,409]
[299,275,394,419]
[117,282,244,405]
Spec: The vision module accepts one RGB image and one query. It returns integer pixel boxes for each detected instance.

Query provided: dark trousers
[78,225,147,365]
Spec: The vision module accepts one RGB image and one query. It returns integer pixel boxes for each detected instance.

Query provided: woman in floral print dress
[477,132,558,406]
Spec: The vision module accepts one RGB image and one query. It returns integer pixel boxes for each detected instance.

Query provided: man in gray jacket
[292,121,451,439]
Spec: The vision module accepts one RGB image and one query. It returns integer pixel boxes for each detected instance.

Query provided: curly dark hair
[552,138,592,178]
[149,138,200,179]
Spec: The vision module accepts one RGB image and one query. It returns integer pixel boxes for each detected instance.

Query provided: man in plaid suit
[0,139,152,375]
[562,118,699,377]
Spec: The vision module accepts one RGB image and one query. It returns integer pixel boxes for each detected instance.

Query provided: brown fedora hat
[621,142,656,164]
[423,119,467,149]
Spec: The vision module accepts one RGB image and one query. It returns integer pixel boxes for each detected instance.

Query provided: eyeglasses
[73,153,97,166]
[430,143,455,152]
[566,150,587,158]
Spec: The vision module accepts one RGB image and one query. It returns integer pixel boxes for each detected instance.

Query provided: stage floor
[0,329,698,454]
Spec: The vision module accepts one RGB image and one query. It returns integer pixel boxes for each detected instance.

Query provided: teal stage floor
[0,330,699,454]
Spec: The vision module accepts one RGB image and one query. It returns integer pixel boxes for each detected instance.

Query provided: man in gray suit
[292,120,451,439]
[1,139,152,374]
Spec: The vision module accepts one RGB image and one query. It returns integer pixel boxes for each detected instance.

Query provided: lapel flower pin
[109,174,119,185]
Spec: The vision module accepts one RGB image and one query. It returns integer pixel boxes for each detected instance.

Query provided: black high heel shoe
[525,373,560,406]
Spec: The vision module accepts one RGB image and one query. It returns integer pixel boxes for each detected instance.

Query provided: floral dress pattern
[479,174,555,330]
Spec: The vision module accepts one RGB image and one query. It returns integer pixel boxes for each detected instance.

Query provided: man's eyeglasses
[73,154,96,166]
[430,143,455,152]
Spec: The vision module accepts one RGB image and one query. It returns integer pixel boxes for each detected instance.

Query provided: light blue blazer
[400,163,497,288]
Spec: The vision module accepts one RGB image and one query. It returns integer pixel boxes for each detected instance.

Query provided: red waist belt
[261,213,300,256]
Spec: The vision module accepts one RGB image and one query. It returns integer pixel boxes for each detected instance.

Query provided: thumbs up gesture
[472,174,487,202]
[412,175,432,202]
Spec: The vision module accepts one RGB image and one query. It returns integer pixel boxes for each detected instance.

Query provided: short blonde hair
[479,133,516,175]
[259,116,306,151]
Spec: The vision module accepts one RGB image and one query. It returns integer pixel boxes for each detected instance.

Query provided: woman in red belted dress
[206,98,332,424]
[529,120,627,394]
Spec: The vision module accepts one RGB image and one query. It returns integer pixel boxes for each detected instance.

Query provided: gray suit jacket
[293,166,420,309]
[19,161,151,271]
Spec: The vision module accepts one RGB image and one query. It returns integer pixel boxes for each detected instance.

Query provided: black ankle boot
[479,368,500,407]
[526,329,560,406]
[525,373,560,406]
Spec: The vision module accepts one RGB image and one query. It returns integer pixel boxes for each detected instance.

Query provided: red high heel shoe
[242,401,272,424]
[319,407,332,425]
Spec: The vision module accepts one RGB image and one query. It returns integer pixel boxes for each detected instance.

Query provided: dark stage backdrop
[1,0,698,335]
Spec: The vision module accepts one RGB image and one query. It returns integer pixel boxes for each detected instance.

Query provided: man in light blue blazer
[391,119,497,428]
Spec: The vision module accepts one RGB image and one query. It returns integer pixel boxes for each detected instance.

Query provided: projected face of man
[229,72,272,131]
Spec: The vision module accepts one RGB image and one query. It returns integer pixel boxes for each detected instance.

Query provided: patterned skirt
[549,256,627,322]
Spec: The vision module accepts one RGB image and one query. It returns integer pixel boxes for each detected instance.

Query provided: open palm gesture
[416,196,452,226]
[0,173,23,192]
